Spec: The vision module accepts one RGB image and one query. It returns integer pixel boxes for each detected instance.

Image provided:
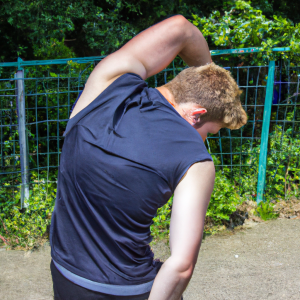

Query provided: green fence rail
[0,47,298,210]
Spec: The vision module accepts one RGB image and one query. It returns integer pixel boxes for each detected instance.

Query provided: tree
[0,0,299,62]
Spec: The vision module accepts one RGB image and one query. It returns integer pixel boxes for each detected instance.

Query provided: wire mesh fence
[208,65,270,197]
[0,68,20,204]
[151,63,269,200]
[265,61,300,200]
[0,49,299,213]
[0,59,101,208]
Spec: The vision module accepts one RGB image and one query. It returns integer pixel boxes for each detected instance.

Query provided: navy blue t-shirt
[50,73,212,291]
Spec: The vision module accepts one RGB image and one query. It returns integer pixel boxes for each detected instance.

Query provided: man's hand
[148,161,215,300]
[70,15,211,118]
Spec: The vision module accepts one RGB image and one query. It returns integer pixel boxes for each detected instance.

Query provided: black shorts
[50,260,150,300]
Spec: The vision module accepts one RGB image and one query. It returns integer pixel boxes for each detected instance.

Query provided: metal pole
[256,61,275,204]
[15,69,29,208]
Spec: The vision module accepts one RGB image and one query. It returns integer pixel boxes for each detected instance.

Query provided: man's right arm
[148,161,215,300]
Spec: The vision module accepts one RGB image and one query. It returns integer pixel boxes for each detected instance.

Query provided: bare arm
[91,15,211,80]
[70,15,211,118]
[148,161,215,300]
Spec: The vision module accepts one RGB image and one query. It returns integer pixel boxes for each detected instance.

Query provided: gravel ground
[1,218,300,300]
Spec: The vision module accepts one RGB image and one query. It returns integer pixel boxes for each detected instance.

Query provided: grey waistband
[52,260,154,296]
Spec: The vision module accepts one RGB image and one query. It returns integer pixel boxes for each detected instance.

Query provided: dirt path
[1,218,300,300]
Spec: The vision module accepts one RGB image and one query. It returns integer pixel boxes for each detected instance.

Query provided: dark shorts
[50,260,150,300]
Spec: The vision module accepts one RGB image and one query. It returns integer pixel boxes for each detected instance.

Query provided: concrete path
[1,218,299,300]
[182,219,300,300]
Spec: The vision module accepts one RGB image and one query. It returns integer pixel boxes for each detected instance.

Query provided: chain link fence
[0,48,299,212]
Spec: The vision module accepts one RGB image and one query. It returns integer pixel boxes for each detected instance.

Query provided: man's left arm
[92,15,211,81]
[71,15,211,117]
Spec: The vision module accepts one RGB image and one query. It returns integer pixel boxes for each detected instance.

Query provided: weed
[255,200,279,221]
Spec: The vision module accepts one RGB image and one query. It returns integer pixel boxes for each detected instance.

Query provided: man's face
[193,121,223,141]
[205,122,223,134]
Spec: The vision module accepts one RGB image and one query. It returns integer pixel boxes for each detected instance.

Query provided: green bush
[151,196,173,241]
[0,172,56,249]
[192,0,300,65]
[0,169,243,248]
[150,170,242,242]
[207,170,241,223]
[265,124,300,200]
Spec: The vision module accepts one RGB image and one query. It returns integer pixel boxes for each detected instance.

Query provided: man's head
[164,63,248,134]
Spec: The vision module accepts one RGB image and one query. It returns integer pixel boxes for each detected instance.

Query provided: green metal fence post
[256,60,275,204]
[15,68,29,208]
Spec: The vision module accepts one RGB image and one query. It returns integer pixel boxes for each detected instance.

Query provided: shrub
[192,0,300,65]
[207,170,241,223]
[150,170,242,242]
[0,172,56,249]
[151,196,173,241]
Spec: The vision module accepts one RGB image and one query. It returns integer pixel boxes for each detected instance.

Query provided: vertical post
[15,69,29,208]
[256,61,275,204]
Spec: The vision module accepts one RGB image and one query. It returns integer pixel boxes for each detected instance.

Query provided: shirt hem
[52,259,154,296]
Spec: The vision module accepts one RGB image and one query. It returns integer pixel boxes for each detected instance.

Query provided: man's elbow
[167,257,196,280]
[178,262,195,280]
[174,15,191,29]
[172,15,189,25]
[167,15,192,39]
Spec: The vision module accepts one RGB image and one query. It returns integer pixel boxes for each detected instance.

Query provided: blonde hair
[164,63,247,129]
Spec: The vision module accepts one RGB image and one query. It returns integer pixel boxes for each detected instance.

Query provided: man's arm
[91,15,211,81]
[70,15,211,117]
[148,161,215,300]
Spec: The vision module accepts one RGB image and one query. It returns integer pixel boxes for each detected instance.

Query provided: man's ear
[191,108,207,116]
[190,108,207,126]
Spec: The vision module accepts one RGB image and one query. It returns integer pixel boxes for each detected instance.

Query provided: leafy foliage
[192,0,300,65]
[151,196,173,241]
[0,0,190,61]
[150,171,242,242]
[1,0,300,62]
[207,170,241,222]
[0,171,56,249]
[265,124,300,200]
[232,121,300,200]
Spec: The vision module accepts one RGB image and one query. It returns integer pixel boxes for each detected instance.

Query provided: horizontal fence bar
[210,47,291,56]
[0,56,104,68]
[0,47,291,68]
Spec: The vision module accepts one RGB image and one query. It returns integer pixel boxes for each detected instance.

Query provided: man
[50,15,247,300]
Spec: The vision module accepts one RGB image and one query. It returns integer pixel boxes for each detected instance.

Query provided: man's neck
[156,86,177,108]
